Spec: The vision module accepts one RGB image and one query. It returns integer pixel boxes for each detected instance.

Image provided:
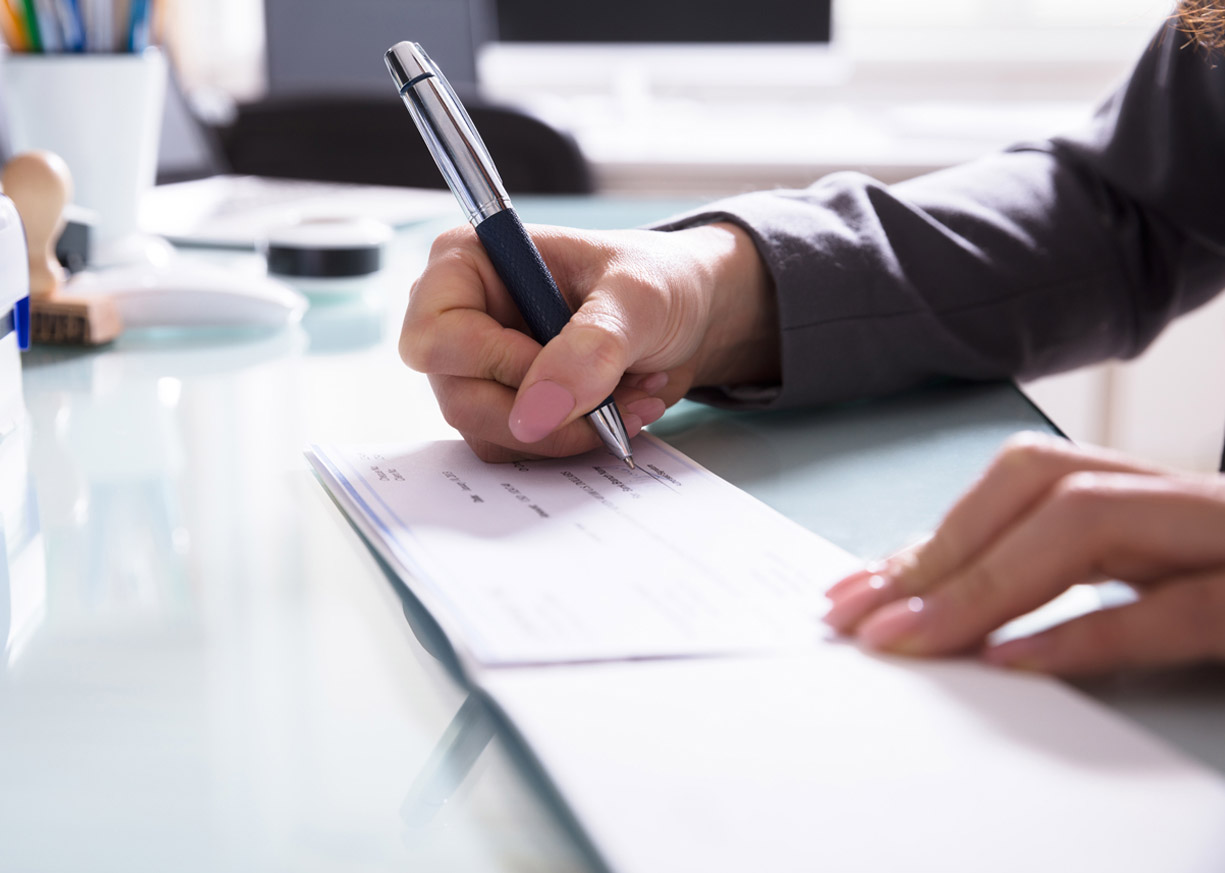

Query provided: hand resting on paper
[824,433,1225,676]
[401,223,1225,678]
[399,222,778,462]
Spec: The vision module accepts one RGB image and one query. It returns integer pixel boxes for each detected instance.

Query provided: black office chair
[215,92,595,195]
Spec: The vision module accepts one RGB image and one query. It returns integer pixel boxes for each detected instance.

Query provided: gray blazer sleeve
[656,21,1225,409]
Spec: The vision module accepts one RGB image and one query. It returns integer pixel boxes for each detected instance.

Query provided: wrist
[685,222,780,389]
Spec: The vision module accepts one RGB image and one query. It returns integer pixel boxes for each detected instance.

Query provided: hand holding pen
[387,42,654,467]
[384,48,781,466]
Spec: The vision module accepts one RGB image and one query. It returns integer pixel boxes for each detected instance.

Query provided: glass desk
[2,197,1221,871]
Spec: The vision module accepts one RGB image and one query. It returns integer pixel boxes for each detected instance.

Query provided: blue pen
[56,0,84,51]
[127,0,149,51]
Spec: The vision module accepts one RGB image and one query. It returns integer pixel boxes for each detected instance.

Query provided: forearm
[656,20,1225,409]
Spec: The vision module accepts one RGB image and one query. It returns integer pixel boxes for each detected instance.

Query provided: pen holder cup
[1,48,168,267]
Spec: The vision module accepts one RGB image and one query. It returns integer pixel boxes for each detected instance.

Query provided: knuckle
[999,430,1061,453]
[428,225,474,258]
[407,273,424,300]
[959,559,1011,607]
[479,337,528,388]
[568,320,630,375]
[398,322,437,372]
[1049,471,1113,514]
[891,539,940,593]
[1046,471,1116,550]
[994,431,1067,474]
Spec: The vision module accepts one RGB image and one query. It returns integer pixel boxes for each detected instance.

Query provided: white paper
[310,433,1225,873]
[308,433,861,667]
[483,650,1225,873]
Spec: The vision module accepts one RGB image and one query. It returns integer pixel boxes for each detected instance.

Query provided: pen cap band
[385,42,510,225]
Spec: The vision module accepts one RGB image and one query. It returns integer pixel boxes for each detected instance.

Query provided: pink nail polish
[624,397,666,427]
[825,570,869,600]
[509,380,576,444]
[823,574,894,633]
[858,596,926,651]
[827,566,888,600]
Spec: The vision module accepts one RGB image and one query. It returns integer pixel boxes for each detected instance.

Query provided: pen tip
[625,456,636,471]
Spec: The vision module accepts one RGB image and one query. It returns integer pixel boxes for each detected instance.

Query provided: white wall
[1024,295,1225,473]
[160,0,266,100]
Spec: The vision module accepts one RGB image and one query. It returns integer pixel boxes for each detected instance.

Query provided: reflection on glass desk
[2,196,1222,872]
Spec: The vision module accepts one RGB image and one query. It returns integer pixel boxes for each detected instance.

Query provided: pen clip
[386,41,510,225]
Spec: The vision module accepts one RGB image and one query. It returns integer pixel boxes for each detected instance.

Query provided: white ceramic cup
[2,48,167,266]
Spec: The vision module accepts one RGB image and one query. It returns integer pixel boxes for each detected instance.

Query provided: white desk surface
[2,196,1222,872]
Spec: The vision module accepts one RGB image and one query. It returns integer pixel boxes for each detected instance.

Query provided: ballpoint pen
[384,41,636,471]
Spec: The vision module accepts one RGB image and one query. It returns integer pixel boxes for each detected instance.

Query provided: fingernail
[826,563,887,600]
[858,596,927,652]
[625,397,666,427]
[984,634,1050,672]
[639,372,669,395]
[823,573,894,633]
[509,380,576,444]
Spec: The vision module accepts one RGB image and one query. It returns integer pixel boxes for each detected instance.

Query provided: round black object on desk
[263,218,392,287]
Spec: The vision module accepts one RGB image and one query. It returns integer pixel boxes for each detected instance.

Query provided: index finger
[400,227,540,385]
[900,435,1159,589]
[858,470,1225,656]
[905,434,1165,584]
[824,434,1164,633]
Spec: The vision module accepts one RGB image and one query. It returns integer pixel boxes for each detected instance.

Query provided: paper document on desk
[483,651,1225,873]
[307,433,860,667]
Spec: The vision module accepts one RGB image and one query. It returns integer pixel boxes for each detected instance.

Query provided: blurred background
[28,0,1225,472]
[153,0,1221,474]
[159,0,1170,194]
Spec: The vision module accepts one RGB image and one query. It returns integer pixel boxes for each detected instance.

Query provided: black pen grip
[474,209,572,344]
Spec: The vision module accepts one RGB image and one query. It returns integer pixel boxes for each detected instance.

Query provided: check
[308,434,860,668]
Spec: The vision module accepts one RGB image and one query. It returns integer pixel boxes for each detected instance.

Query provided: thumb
[508,292,640,444]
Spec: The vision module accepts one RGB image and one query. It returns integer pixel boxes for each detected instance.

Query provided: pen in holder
[1,47,171,268]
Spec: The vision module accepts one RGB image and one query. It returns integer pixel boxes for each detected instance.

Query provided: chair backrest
[217,93,595,195]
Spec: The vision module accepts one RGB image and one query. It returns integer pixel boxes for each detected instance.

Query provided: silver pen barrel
[385,41,511,225]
